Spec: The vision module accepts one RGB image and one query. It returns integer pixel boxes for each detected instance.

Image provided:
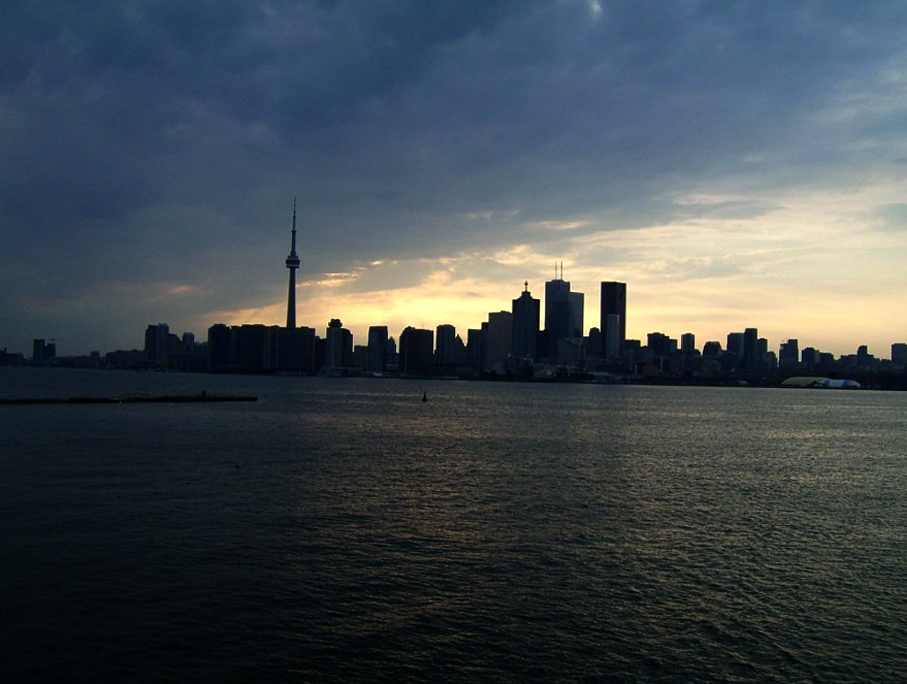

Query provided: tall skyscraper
[647,332,673,357]
[545,266,579,347]
[144,323,172,366]
[512,282,540,360]
[435,324,457,366]
[467,328,485,373]
[399,327,434,376]
[32,338,56,366]
[779,339,799,368]
[485,311,514,367]
[600,282,627,356]
[569,291,584,337]
[727,332,744,358]
[273,326,316,373]
[206,324,232,373]
[681,332,696,356]
[545,276,572,338]
[702,340,722,358]
[285,199,301,329]
[892,342,907,367]
[367,325,389,373]
[325,319,352,371]
[801,346,821,370]
[743,327,759,370]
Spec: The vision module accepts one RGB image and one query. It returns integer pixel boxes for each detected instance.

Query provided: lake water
[2,368,906,682]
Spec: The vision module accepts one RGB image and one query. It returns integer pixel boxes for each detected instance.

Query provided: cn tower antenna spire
[285,198,301,329]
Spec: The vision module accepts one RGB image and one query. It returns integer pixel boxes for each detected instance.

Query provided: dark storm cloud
[2,0,906,351]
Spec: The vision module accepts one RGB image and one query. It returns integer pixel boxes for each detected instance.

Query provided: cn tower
[285,199,301,329]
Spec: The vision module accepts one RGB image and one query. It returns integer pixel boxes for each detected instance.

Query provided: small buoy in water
[422,391,428,402]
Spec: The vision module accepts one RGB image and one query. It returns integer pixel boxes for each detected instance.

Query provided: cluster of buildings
[124,275,626,377]
[126,296,905,382]
[4,209,906,384]
[139,276,627,377]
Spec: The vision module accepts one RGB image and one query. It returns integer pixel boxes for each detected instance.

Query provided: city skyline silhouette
[8,210,906,384]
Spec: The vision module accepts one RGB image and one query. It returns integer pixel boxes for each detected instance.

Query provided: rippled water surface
[2,368,906,682]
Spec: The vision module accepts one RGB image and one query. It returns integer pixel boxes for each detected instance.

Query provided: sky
[3,0,907,358]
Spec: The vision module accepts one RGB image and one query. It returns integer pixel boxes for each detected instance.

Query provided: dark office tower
[600,282,627,355]
[856,345,871,368]
[32,339,45,364]
[545,274,574,353]
[144,325,157,364]
[702,341,722,358]
[486,311,514,367]
[569,291,584,337]
[801,346,820,370]
[892,343,907,367]
[726,332,743,358]
[352,345,368,370]
[325,319,352,371]
[435,324,457,366]
[386,336,398,365]
[32,338,56,365]
[467,328,485,373]
[237,324,270,373]
[145,323,171,366]
[647,332,672,357]
[367,325,389,373]
[512,282,540,360]
[586,327,601,359]
[681,332,696,356]
[545,277,570,330]
[779,338,799,368]
[207,324,232,372]
[454,335,467,366]
[743,327,759,370]
[399,327,434,376]
[273,326,316,373]
[285,199,301,329]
